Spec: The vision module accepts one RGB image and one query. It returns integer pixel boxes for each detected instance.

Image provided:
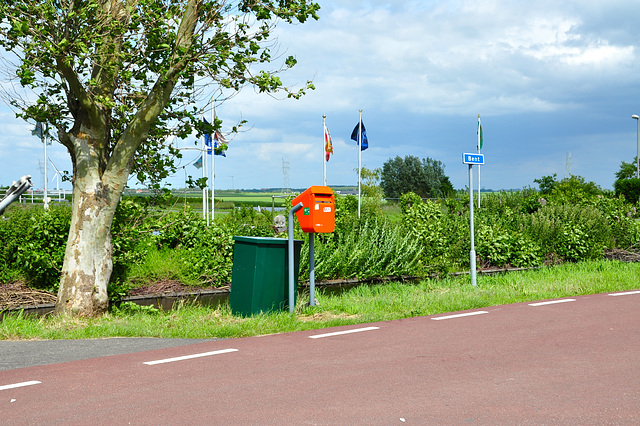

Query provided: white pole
[633,115,639,178]
[202,115,207,222]
[477,114,481,209]
[323,115,327,186]
[469,164,477,287]
[43,125,49,210]
[358,110,362,218]
[211,100,216,223]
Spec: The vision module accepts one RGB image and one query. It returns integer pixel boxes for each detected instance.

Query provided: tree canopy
[615,157,639,181]
[380,155,453,199]
[0,0,320,316]
[614,157,640,203]
[0,0,318,187]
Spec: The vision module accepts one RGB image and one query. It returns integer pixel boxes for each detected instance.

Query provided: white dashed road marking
[309,326,380,339]
[0,381,41,391]
[143,348,238,365]
[608,290,640,296]
[431,311,489,321]
[529,299,576,307]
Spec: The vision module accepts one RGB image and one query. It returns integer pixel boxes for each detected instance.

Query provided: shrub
[475,223,541,267]
[524,204,610,262]
[614,178,640,204]
[218,206,276,237]
[14,205,71,291]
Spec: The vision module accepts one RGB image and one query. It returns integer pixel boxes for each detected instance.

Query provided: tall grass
[299,218,424,280]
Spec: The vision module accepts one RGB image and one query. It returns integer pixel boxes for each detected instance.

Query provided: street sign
[462,153,484,165]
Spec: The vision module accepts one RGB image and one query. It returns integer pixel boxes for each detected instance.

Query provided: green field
[124,187,360,210]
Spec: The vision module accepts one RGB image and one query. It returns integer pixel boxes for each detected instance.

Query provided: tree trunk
[54,133,125,317]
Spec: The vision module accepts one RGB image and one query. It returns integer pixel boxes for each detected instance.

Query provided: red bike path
[1,291,639,424]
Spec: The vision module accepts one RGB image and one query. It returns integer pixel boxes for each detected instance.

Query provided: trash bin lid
[233,236,302,245]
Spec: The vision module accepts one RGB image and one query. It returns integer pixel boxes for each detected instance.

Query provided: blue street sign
[462,153,484,165]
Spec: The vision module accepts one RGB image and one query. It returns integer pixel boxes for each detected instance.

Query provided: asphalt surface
[0,338,216,371]
[1,291,639,424]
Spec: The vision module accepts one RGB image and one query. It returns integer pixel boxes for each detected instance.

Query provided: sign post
[462,153,484,287]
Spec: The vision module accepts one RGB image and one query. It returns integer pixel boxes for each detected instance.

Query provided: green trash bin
[230,236,303,316]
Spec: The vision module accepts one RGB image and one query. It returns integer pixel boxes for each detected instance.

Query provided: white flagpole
[202,114,207,222]
[211,99,216,224]
[477,113,481,209]
[43,124,49,210]
[323,115,327,186]
[358,110,362,218]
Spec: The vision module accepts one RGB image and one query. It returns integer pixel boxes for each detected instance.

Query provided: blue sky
[2,0,640,192]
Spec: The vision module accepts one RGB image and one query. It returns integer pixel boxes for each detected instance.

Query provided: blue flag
[203,118,213,154]
[350,121,368,151]
[203,117,227,156]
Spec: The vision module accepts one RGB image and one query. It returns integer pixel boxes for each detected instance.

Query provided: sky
[2,0,640,193]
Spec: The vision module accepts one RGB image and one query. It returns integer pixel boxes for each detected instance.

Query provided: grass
[2,259,639,340]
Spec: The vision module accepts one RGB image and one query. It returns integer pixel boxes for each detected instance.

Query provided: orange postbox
[291,186,335,233]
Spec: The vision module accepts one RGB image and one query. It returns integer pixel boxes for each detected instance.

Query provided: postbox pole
[309,232,315,306]
[289,202,303,313]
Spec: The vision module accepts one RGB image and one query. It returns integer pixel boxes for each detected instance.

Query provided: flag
[214,129,227,157]
[204,117,228,156]
[193,154,203,169]
[477,118,483,151]
[324,124,333,161]
[203,118,213,154]
[31,122,43,139]
[350,121,368,151]
[32,122,52,145]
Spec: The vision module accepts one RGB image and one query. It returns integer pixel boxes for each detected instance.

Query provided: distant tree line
[380,155,454,199]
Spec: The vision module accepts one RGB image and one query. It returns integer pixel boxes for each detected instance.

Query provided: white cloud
[1,0,639,190]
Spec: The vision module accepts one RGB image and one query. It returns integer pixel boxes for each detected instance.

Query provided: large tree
[0,0,319,316]
[381,155,453,199]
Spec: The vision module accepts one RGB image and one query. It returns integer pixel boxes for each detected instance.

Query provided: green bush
[614,178,640,204]
[475,223,541,267]
[218,206,276,237]
[400,193,468,270]
[14,205,71,291]
[548,175,604,204]
[524,203,610,262]
[4,181,640,299]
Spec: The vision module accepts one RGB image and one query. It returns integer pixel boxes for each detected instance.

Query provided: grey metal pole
[309,232,315,306]
[469,164,477,287]
[289,202,303,313]
[0,175,33,215]
[633,115,639,178]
